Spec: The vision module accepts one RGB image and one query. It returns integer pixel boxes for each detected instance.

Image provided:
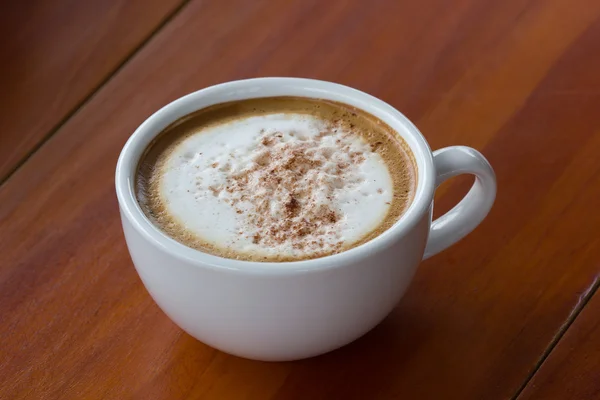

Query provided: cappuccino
[136,97,416,261]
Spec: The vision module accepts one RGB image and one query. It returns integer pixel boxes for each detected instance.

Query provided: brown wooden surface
[518,286,600,400]
[1,0,600,398]
[0,0,186,182]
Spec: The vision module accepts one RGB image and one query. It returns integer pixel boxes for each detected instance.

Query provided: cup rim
[115,77,435,275]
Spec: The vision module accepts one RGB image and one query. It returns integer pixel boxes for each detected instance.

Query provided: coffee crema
[136,97,416,262]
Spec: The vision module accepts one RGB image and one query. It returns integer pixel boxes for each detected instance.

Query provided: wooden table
[1,0,599,398]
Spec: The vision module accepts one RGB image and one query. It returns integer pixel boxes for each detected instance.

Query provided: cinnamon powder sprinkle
[208,128,371,253]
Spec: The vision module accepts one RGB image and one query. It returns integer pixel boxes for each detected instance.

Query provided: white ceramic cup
[115,78,496,361]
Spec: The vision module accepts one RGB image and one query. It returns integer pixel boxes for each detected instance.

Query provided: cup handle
[423,146,497,260]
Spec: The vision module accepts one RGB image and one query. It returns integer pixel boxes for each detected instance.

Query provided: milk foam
[159,113,394,259]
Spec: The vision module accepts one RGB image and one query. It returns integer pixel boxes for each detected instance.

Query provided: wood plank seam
[510,276,600,400]
[0,0,194,189]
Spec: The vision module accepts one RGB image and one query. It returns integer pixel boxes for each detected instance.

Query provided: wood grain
[518,283,600,400]
[2,0,600,398]
[0,0,186,182]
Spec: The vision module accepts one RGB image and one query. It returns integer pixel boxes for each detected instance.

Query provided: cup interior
[115,78,435,273]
